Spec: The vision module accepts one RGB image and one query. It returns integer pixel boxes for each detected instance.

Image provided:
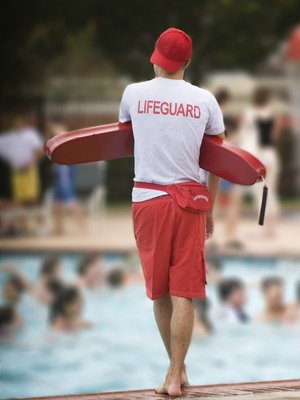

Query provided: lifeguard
[119,27,226,397]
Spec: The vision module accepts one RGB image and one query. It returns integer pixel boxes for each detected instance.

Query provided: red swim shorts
[132,195,207,300]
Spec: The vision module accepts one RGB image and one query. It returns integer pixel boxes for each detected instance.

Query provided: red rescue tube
[45,122,266,186]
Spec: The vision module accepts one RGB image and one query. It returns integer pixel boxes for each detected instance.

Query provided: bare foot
[154,384,168,394]
[155,382,182,396]
[166,382,182,397]
[155,367,187,396]
[181,365,189,386]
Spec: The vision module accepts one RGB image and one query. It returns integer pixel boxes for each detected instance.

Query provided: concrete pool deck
[21,379,300,400]
[0,207,299,259]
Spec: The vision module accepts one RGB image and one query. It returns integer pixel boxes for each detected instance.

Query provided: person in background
[0,113,43,206]
[74,254,104,290]
[0,112,44,234]
[0,306,19,341]
[258,277,288,324]
[216,278,249,323]
[215,89,243,250]
[193,298,213,337]
[215,89,238,138]
[49,286,92,332]
[47,120,86,236]
[2,275,25,307]
[240,86,281,236]
[1,275,25,329]
[32,255,63,304]
[106,267,126,289]
[1,258,62,306]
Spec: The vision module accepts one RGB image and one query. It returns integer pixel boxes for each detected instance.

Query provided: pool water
[0,254,300,399]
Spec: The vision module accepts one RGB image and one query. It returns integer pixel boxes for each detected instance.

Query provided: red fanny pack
[134,181,211,213]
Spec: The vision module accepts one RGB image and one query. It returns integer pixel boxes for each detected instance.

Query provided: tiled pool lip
[0,212,299,258]
[17,379,300,400]
[1,238,300,260]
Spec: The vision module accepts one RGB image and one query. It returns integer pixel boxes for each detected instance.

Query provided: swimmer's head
[50,287,82,322]
[150,28,192,77]
[218,278,246,309]
[3,276,25,305]
[40,255,61,280]
[106,267,126,288]
[261,277,284,307]
[77,254,103,288]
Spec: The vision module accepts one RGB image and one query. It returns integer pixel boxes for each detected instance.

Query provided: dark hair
[40,255,60,278]
[261,277,283,292]
[0,306,15,327]
[252,86,271,106]
[49,287,80,322]
[106,268,125,288]
[215,89,231,106]
[218,278,244,302]
[6,275,25,293]
[78,254,99,276]
[46,279,65,299]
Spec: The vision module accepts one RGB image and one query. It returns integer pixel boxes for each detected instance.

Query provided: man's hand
[206,210,214,239]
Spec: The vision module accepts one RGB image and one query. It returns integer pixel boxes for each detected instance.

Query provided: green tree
[1,0,299,93]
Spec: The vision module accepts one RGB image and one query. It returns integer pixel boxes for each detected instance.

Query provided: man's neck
[157,70,184,80]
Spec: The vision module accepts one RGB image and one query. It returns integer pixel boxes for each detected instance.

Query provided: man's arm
[119,86,131,123]
[206,131,226,239]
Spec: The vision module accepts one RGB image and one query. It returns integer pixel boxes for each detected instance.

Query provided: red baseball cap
[150,28,192,73]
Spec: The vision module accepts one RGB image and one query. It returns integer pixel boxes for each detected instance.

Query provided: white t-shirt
[0,127,43,170]
[119,77,224,202]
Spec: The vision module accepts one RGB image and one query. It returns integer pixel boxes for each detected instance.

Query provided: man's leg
[155,296,194,396]
[153,295,172,359]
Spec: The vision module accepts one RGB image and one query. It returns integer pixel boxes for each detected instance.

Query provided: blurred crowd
[1,253,300,343]
[0,84,284,240]
[0,114,87,237]
[0,253,142,340]
[0,84,291,344]
[194,256,300,337]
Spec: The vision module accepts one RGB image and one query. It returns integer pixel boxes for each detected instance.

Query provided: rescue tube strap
[258,177,268,226]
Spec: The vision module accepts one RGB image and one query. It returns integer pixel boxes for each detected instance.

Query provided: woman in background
[240,86,281,236]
